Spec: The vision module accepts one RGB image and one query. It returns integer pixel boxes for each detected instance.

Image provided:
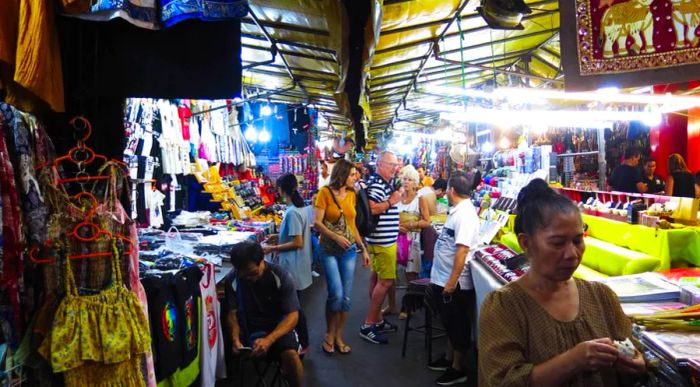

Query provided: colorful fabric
[0,0,65,112]
[0,119,23,338]
[40,242,151,372]
[561,0,700,89]
[62,0,159,30]
[160,0,248,27]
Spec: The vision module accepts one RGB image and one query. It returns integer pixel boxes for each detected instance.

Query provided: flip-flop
[335,343,352,355]
[321,340,335,355]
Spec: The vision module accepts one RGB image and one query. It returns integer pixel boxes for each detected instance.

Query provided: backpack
[354,184,376,238]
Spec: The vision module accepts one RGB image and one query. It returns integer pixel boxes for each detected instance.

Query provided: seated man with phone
[224,240,304,387]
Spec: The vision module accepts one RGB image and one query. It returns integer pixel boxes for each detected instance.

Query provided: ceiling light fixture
[440,108,662,128]
[425,85,700,112]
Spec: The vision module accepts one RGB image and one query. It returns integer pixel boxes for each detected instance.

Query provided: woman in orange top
[314,159,370,355]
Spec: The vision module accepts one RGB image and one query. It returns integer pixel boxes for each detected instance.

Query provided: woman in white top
[397,165,431,282]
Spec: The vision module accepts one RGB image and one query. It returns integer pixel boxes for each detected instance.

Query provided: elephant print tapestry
[560,0,700,90]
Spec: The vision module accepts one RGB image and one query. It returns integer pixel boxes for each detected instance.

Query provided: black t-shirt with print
[224,263,299,334]
[641,175,666,194]
[174,266,203,367]
[142,274,182,381]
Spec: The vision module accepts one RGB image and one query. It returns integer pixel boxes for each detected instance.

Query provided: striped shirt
[366,174,400,246]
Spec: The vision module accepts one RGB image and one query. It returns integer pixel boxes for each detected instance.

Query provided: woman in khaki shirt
[478,179,646,387]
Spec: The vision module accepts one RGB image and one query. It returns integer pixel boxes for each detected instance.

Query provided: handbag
[320,187,355,256]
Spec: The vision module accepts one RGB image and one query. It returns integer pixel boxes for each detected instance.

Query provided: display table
[470,259,506,335]
[582,214,700,268]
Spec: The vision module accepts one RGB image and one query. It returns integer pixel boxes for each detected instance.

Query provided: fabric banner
[560,0,700,90]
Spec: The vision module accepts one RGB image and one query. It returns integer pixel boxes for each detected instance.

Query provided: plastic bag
[165,226,194,254]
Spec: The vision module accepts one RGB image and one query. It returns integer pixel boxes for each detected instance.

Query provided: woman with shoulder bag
[314,159,370,355]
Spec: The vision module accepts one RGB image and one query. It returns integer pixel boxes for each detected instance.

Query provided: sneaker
[311,270,320,278]
[428,355,451,372]
[435,367,467,386]
[359,324,389,344]
[376,319,398,333]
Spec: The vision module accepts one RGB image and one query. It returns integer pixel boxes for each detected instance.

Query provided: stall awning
[362,0,561,137]
[241,0,353,134]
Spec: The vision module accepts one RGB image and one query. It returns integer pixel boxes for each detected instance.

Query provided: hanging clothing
[173,266,202,368]
[160,0,248,27]
[0,120,22,344]
[142,275,183,381]
[60,0,159,30]
[39,241,151,385]
[199,264,226,386]
[0,0,65,113]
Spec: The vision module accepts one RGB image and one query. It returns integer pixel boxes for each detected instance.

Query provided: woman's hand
[615,350,646,375]
[334,235,352,249]
[362,250,370,267]
[570,338,619,372]
[265,234,279,244]
[261,244,276,255]
[399,224,409,234]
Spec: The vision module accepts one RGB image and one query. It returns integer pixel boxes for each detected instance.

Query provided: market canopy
[240,0,354,134]
[362,0,561,139]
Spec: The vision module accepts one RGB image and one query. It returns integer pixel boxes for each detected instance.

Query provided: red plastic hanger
[29,192,133,264]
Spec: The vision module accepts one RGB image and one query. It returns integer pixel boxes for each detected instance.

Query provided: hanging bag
[319,187,355,256]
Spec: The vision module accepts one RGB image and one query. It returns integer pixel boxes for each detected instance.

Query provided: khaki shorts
[369,243,397,280]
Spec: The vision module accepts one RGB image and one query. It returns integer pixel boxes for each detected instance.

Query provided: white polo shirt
[430,198,480,290]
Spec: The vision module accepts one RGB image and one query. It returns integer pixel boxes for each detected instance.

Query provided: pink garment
[178,104,191,141]
[397,233,411,267]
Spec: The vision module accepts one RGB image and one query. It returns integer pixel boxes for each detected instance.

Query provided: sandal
[335,343,352,355]
[321,340,335,355]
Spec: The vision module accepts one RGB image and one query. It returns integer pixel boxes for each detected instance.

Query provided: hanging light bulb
[498,137,511,149]
[260,104,272,117]
[481,141,494,153]
[244,126,258,142]
[258,126,271,143]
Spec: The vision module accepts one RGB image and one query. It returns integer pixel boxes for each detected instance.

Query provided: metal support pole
[597,126,607,190]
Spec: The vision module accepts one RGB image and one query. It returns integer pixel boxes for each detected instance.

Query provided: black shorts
[430,284,476,353]
[246,329,300,359]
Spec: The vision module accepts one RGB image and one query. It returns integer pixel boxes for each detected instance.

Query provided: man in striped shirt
[360,151,402,344]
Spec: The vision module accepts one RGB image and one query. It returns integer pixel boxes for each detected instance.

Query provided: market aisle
[219,257,478,387]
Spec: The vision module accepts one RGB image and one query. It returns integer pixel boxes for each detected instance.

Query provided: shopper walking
[666,153,698,198]
[263,173,313,352]
[360,151,401,345]
[479,179,646,387]
[314,159,370,355]
[429,172,480,385]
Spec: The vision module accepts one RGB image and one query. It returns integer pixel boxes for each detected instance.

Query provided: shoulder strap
[325,186,344,215]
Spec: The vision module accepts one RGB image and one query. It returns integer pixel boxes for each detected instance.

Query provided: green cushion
[500,232,523,253]
[497,232,660,278]
[573,264,608,280]
[583,237,661,276]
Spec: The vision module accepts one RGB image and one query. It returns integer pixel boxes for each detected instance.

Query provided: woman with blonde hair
[666,153,697,198]
[397,165,431,283]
